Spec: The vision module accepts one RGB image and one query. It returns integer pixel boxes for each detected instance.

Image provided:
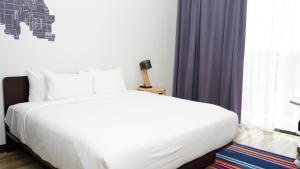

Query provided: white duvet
[5,91,238,169]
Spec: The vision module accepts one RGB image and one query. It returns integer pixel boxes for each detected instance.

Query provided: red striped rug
[207,143,296,169]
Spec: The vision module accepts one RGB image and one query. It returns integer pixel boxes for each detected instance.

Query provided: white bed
[5,91,238,169]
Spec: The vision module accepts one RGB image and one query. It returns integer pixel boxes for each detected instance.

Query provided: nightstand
[137,87,166,95]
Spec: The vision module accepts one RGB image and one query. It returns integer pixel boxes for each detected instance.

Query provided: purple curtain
[173,0,247,120]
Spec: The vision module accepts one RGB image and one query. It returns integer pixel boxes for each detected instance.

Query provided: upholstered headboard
[3,76,29,115]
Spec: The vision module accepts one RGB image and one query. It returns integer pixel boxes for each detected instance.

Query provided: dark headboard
[3,77,29,115]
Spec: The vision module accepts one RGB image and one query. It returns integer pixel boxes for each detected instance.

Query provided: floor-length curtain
[242,0,300,131]
[173,0,247,119]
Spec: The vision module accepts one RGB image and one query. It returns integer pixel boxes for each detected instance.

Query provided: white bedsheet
[5,91,238,169]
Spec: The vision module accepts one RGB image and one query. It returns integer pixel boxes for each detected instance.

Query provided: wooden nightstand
[137,87,166,95]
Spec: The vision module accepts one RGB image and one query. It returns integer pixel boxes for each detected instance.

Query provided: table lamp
[139,60,152,88]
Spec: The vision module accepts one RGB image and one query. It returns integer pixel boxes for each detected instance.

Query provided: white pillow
[45,71,94,101]
[88,68,127,94]
[27,71,47,102]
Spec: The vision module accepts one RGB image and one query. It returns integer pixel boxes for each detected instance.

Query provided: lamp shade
[140,60,152,70]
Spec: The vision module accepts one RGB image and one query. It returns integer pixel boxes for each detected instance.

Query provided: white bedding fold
[5,91,238,169]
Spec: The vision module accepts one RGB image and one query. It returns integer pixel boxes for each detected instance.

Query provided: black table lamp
[139,60,152,88]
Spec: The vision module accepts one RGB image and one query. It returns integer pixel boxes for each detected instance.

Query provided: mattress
[5,91,238,169]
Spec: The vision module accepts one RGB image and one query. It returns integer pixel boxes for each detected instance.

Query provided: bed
[3,76,238,169]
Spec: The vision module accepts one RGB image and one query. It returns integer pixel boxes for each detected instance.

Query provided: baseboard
[274,128,299,136]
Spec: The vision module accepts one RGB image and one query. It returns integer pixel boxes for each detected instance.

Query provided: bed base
[6,130,231,169]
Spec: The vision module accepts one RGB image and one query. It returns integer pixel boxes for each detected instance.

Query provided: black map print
[0,0,55,41]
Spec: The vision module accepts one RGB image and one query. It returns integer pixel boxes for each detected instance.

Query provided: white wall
[0,0,177,145]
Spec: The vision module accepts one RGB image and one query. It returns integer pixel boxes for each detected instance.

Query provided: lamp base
[139,85,152,89]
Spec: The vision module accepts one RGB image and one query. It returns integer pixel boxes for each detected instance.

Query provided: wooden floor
[235,127,300,158]
[0,151,42,169]
[0,127,299,169]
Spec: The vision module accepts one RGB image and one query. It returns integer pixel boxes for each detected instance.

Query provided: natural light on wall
[242,0,300,132]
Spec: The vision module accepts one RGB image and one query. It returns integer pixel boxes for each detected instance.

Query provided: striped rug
[207,143,296,169]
